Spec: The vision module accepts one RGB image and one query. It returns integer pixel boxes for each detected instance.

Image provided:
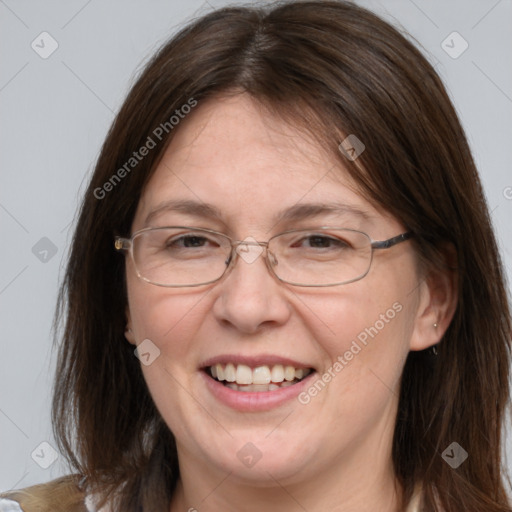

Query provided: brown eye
[292,234,350,249]
[167,235,211,248]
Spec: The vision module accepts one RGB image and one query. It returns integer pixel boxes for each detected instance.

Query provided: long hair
[43,1,512,510]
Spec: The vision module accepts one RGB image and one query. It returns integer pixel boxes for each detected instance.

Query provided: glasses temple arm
[371,231,414,250]
[114,237,132,251]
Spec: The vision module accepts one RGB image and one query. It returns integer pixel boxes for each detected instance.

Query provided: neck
[170,430,402,512]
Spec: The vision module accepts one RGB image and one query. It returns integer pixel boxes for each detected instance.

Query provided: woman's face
[125,94,429,488]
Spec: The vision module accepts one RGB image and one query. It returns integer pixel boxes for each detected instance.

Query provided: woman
[1,1,510,511]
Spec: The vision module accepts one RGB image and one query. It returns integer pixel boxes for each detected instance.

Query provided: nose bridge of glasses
[232,239,269,249]
[229,237,273,267]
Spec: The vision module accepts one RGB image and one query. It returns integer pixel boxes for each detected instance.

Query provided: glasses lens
[269,229,372,286]
[132,227,231,286]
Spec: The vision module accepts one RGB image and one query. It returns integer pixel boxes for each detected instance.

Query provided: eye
[168,235,210,248]
[166,234,219,249]
[292,234,351,249]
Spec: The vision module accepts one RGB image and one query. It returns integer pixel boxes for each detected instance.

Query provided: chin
[188,428,319,484]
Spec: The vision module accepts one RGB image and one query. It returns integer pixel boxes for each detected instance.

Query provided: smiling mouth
[206,363,314,392]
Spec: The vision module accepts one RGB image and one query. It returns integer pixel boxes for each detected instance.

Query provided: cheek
[299,284,409,358]
[299,291,409,402]
[126,274,209,361]
[296,280,414,411]
[125,279,212,436]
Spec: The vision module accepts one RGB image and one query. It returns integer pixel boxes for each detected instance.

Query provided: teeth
[209,363,312,387]
[224,363,236,382]
[284,365,295,381]
[271,364,284,383]
[253,366,271,384]
[240,384,270,392]
[215,363,225,381]
[236,364,253,385]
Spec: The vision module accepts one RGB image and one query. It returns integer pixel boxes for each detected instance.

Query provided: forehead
[133,94,386,231]
[160,94,337,179]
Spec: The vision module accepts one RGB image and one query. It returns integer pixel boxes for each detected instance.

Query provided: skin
[124,94,457,512]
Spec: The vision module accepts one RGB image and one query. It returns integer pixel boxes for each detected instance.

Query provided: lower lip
[200,370,316,412]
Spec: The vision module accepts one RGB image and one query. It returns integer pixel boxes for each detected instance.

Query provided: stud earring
[429,323,439,356]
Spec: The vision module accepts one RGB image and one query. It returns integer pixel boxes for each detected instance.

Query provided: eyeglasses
[114,226,413,288]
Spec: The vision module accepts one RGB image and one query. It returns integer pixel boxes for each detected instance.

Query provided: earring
[428,322,439,356]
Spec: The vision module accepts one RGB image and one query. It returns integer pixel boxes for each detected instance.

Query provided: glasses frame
[114,226,414,288]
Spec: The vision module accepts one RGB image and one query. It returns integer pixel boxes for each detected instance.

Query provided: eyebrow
[144,199,372,227]
[144,199,222,226]
[273,202,372,224]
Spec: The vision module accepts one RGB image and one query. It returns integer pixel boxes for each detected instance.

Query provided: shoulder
[0,475,90,512]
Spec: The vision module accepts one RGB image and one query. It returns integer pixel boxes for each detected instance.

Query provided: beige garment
[405,483,423,512]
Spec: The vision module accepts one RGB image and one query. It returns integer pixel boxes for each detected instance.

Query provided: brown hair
[0,476,86,512]
[34,1,512,511]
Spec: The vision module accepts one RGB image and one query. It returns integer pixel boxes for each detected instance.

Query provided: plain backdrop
[1,0,511,493]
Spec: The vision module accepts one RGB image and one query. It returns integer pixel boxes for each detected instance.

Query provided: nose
[212,241,291,334]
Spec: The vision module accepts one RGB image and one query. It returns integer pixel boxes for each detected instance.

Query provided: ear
[124,307,136,346]
[409,248,458,351]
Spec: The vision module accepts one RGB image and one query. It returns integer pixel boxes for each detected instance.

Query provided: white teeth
[241,384,270,392]
[253,366,271,384]
[284,365,295,381]
[236,364,253,385]
[224,363,236,382]
[271,364,284,383]
[215,363,225,381]
[209,363,312,387]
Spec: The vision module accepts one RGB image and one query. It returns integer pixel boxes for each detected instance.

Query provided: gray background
[1,0,511,493]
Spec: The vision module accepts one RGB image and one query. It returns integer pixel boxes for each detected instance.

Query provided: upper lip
[200,354,315,370]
